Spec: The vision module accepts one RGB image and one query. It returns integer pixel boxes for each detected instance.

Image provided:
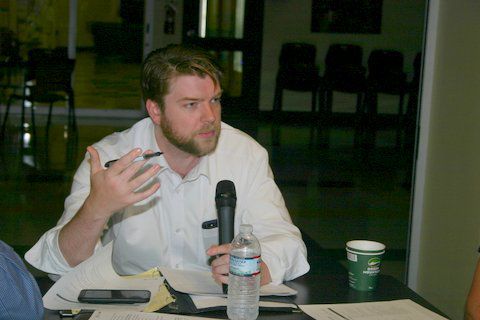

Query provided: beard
[160,114,221,157]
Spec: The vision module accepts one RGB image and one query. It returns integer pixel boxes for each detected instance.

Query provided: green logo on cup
[368,257,381,267]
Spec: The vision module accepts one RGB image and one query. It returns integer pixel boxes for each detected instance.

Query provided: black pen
[104,151,163,168]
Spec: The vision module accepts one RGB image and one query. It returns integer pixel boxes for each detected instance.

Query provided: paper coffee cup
[346,240,385,291]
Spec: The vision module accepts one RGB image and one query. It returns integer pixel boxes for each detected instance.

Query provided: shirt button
[175,228,181,233]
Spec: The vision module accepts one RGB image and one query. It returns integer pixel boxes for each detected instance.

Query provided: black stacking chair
[322,44,366,113]
[272,43,319,146]
[1,47,76,139]
[322,44,366,146]
[0,27,21,90]
[273,43,319,116]
[364,49,408,147]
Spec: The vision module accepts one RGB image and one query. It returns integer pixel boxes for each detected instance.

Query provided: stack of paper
[300,299,448,320]
[43,243,164,311]
[159,267,297,296]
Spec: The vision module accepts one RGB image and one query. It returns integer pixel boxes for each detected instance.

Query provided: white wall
[260,0,426,112]
[409,1,480,319]
[148,0,183,53]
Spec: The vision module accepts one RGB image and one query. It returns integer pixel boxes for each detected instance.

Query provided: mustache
[196,123,219,134]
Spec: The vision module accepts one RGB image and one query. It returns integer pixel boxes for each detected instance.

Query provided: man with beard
[25,45,309,286]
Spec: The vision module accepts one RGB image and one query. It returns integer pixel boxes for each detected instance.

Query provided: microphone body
[216,180,237,245]
[215,180,237,294]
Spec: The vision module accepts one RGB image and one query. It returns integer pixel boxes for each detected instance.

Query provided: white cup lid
[346,240,386,253]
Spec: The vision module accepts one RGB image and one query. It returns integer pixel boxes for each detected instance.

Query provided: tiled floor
[0,52,414,282]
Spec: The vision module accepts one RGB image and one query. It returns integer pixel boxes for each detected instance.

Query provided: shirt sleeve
[0,241,44,320]
[240,148,310,285]
[25,154,101,275]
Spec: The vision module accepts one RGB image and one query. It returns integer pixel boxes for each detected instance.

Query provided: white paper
[159,267,297,296]
[43,243,164,311]
[189,294,297,310]
[90,310,216,320]
[300,299,448,320]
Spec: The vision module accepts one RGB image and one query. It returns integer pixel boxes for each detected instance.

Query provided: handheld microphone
[215,180,236,294]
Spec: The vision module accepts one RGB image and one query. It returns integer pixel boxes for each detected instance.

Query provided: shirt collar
[147,119,212,184]
[184,155,210,184]
[157,151,211,185]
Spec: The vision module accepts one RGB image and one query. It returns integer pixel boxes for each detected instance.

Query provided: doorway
[182,0,264,117]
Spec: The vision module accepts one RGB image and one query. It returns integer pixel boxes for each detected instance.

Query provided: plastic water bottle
[227,224,261,320]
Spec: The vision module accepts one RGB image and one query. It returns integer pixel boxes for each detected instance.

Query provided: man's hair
[141,44,222,109]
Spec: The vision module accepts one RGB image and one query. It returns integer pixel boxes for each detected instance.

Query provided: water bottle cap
[239,224,253,234]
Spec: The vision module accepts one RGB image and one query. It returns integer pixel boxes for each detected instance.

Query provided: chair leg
[396,93,405,149]
[30,101,36,139]
[363,91,378,149]
[68,92,77,131]
[310,88,317,114]
[272,83,282,146]
[324,89,334,129]
[354,92,365,148]
[317,89,333,148]
[42,102,55,171]
[317,86,326,116]
[30,102,38,167]
[19,98,26,151]
[309,88,317,148]
[1,96,13,138]
[325,90,333,115]
[46,102,53,137]
[273,83,283,116]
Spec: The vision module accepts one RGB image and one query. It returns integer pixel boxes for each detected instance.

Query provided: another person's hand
[206,244,272,286]
[466,258,480,320]
[85,146,161,219]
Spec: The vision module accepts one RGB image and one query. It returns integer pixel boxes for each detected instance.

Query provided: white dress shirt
[25,118,310,284]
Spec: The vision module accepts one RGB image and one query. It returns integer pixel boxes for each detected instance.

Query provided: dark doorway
[182,1,264,117]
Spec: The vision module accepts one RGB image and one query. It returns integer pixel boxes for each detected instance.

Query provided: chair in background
[0,27,21,89]
[322,44,366,146]
[1,47,76,140]
[0,28,22,129]
[273,43,319,114]
[364,49,408,148]
[272,43,319,145]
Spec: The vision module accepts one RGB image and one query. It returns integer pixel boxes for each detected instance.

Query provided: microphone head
[215,180,236,207]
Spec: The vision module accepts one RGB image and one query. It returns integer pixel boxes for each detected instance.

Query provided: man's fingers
[87,146,102,175]
[108,148,142,174]
[211,253,229,267]
[212,274,229,285]
[206,243,231,256]
[211,259,229,274]
[125,163,161,191]
[130,182,161,204]
[142,149,155,156]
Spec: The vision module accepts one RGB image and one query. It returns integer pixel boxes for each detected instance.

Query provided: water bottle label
[229,255,261,277]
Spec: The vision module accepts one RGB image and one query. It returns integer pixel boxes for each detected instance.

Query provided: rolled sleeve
[24,227,73,276]
[25,156,92,275]
[240,147,310,284]
[261,234,310,285]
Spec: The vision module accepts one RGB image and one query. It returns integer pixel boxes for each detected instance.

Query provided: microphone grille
[215,180,236,200]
